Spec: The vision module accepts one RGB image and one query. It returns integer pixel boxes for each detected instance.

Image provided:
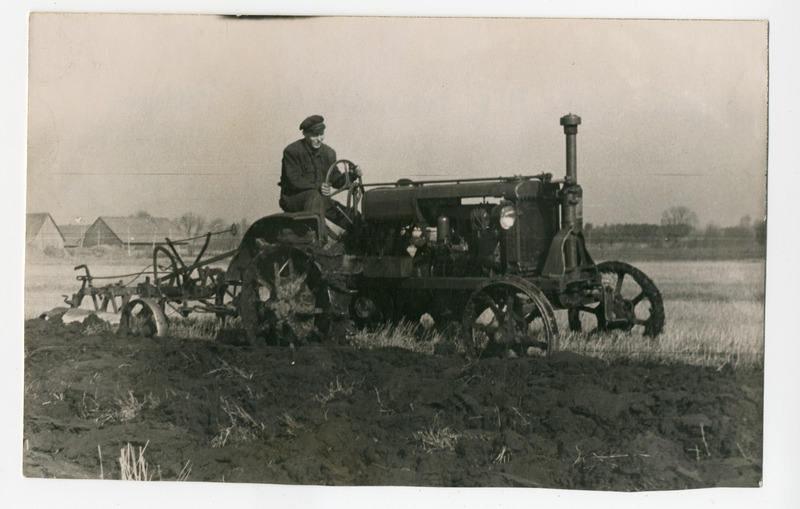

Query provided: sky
[25,14,768,228]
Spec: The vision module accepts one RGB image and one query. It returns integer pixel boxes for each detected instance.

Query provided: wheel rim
[568,261,664,337]
[118,298,168,338]
[239,246,330,347]
[462,278,558,358]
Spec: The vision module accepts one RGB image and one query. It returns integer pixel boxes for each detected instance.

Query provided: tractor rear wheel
[568,260,665,337]
[239,245,331,347]
[462,277,559,358]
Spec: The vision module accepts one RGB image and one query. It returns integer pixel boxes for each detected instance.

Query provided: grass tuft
[96,391,159,426]
[415,425,462,454]
[414,413,463,453]
[211,397,264,448]
[279,412,304,437]
[119,441,153,481]
[314,377,355,405]
[348,320,441,355]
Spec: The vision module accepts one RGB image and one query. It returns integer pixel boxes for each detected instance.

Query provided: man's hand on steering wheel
[324,159,364,224]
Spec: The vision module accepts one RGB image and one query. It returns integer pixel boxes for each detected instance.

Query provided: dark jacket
[279,139,343,196]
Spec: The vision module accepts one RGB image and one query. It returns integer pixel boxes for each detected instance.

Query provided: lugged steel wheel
[118,298,169,338]
[462,277,559,358]
[568,260,665,337]
[239,245,331,347]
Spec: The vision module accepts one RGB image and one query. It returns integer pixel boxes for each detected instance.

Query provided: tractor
[224,113,665,356]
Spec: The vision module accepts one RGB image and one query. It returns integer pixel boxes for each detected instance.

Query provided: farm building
[58,224,87,249]
[82,216,184,252]
[26,213,65,251]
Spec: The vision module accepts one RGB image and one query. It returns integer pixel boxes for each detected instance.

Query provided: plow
[49,228,241,337]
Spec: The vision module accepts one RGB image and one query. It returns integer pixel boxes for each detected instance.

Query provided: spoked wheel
[325,159,363,225]
[568,261,665,337]
[239,245,331,347]
[462,277,559,358]
[153,246,184,297]
[118,298,169,338]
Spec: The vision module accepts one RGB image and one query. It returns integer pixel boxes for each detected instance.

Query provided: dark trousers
[279,190,346,238]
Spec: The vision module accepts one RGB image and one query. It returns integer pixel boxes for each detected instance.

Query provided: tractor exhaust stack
[560,113,582,270]
[560,113,581,185]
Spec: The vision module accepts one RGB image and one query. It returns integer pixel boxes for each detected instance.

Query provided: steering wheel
[324,159,364,225]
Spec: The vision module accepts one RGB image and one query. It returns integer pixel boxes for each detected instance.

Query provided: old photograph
[18,8,779,505]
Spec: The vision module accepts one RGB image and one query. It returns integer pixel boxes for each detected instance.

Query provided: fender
[225,212,322,282]
[540,227,594,277]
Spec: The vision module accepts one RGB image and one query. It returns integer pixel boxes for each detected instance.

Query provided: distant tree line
[132,210,250,254]
[585,206,766,252]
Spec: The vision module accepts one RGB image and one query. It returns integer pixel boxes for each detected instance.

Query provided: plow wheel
[568,260,665,337]
[462,277,559,358]
[239,245,331,347]
[118,298,168,338]
[153,245,183,290]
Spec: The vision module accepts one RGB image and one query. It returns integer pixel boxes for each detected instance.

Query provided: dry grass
[414,413,464,453]
[279,412,304,437]
[415,424,462,453]
[164,314,245,341]
[176,460,192,482]
[97,391,159,426]
[314,377,355,405]
[119,441,153,481]
[210,397,264,448]
[348,320,441,355]
[558,328,763,369]
[116,440,192,481]
[205,356,253,380]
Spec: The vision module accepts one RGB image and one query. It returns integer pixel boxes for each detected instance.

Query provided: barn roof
[26,213,64,241]
[94,216,181,244]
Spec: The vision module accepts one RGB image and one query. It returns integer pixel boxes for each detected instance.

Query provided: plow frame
[61,228,241,332]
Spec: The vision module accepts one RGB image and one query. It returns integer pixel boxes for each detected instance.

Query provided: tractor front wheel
[568,261,665,337]
[462,277,559,358]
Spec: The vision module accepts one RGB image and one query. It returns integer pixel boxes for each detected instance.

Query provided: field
[22,253,764,490]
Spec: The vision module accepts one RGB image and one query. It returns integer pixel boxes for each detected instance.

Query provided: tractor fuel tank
[361,178,542,223]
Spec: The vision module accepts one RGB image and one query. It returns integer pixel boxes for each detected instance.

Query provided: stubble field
[22,254,764,490]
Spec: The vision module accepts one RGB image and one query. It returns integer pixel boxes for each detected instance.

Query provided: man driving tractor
[278,114,363,238]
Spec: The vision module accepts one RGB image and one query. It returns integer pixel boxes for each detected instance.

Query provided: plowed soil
[23,316,763,490]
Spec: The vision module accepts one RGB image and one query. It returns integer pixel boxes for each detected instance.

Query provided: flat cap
[299,115,325,134]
